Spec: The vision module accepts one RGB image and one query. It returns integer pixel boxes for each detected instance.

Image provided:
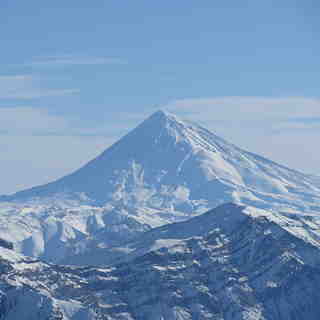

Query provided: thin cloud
[0,107,69,133]
[0,75,79,99]
[165,96,320,130]
[0,107,125,138]
[27,54,127,67]
[2,88,80,99]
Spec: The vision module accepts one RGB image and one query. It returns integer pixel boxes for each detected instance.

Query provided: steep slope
[2,110,320,214]
[2,203,320,319]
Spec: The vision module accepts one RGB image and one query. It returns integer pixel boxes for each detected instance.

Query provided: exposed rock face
[0,239,13,250]
[1,203,320,319]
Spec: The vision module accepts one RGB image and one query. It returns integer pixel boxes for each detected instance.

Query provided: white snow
[0,110,320,266]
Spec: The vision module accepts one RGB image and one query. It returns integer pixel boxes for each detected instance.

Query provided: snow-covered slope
[62,202,320,267]
[0,110,320,262]
[2,110,320,213]
[2,203,320,319]
[0,202,153,263]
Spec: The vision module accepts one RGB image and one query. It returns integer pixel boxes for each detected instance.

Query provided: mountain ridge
[2,202,320,319]
[62,202,320,267]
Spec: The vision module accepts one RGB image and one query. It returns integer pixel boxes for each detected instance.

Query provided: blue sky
[1,1,319,194]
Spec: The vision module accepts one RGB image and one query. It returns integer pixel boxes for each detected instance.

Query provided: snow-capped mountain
[2,203,320,319]
[1,110,320,263]
[2,110,320,213]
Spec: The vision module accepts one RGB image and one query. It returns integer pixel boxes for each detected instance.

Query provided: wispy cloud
[0,107,68,133]
[165,96,320,131]
[26,54,127,67]
[0,107,126,138]
[0,75,79,99]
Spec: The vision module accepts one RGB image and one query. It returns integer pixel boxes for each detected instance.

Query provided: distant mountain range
[1,203,320,319]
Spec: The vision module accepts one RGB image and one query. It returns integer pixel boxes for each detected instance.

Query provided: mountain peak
[129,109,191,145]
[151,109,176,118]
[3,108,320,218]
[144,109,183,126]
[151,109,171,117]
